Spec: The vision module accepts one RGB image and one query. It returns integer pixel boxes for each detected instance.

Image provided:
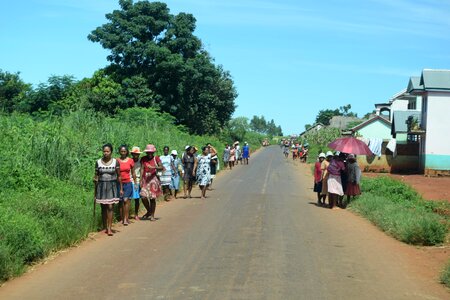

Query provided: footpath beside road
[0,146,448,299]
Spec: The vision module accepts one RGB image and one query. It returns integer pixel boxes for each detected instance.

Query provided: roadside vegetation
[441,261,450,288]
[349,176,448,246]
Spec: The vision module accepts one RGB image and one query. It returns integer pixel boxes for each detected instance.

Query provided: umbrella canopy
[328,137,372,156]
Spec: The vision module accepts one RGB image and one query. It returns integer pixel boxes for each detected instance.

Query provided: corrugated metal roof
[392,111,421,133]
[407,76,423,93]
[421,69,450,90]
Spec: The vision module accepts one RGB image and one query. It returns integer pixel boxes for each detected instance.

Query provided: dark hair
[102,143,113,152]
[118,144,129,156]
[201,146,208,152]
[163,146,169,151]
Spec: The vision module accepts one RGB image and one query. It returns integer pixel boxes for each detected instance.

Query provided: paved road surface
[0,146,448,299]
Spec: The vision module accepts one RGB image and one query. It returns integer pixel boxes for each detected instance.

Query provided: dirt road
[0,146,448,299]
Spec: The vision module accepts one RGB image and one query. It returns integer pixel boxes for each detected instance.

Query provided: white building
[407,69,450,175]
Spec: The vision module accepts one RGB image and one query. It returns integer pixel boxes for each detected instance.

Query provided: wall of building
[357,142,419,174]
[389,99,408,122]
[356,120,392,140]
[425,94,450,155]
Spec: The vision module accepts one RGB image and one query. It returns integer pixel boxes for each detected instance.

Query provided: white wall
[390,99,408,122]
[425,93,450,155]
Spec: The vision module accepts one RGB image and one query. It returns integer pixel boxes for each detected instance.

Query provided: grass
[349,176,448,246]
[0,107,247,282]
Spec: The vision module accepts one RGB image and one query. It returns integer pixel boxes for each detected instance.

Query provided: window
[408,99,416,110]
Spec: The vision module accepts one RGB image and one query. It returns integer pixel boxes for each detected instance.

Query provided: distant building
[299,123,324,138]
[407,69,450,176]
[328,116,360,130]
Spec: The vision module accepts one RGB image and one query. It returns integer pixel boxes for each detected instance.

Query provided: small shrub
[441,260,450,288]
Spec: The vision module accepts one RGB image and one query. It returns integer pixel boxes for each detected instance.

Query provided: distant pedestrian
[196,145,217,199]
[130,146,142,221]
[314,152,326,206]
[117,145,137,225]
[235,141,242,165]
[140,144,163,221]
[208,144,218,189]
[242,142,250,164]
[170,150,182,199]
[181,146,198,198]
[223,144,230,169]
[229,145,236,168]
[345,154,361,205]
[160,146,175,201]
[94,143,122,236]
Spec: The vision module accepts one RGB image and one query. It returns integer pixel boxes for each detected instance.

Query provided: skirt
[96,180,120,205]
[118,182,133,200]
[132,182,140,199]
[327,174,344,196]
[313,180,323,193]
[170,174,180,190]
[140,174,162,199]
[160,171,172,186]
[345,183,361,196]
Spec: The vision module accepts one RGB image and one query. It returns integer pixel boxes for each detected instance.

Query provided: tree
[304,124,312,130]
[250,115,267,133]
[0,70,31,113]
[315,109,340,125]
[88,0,237,134]
[227,117,250,142]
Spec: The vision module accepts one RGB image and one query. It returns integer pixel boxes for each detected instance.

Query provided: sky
[2,0,450,135]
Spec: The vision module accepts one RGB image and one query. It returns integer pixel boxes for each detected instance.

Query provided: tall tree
[88,0,237,134]
[0,70,31,113]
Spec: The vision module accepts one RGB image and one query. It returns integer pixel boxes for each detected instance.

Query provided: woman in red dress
[139,144,163,221]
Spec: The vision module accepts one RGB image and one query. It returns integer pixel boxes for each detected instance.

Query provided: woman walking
[140,144,163,221]
[117,145,137,225]
[131,146,142,220]
[196,146,217,199]
[345,154,361,206]
[327,152,346,209]
[160,146,175,201]
[94,143,122,236]
[314,153,326,206]
[207,144,218,189]
[242,142,250,165]
[181,146,197,198]
[170,149,182,199]
[229,145,236,169]
[223,144,230,170]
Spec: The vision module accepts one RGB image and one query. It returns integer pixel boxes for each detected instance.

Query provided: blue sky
[1,0,450,135]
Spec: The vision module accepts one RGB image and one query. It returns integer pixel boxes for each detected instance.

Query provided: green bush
[441,260,450,288]
[350,192,447,245]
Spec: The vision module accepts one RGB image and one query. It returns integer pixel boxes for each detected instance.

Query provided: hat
[171,150,178,156]
[334,151,340,156]
[319,152,326,158]
[185,145,190,150]
[348,154,355,159]
[131,146,142,154]
[144,144,156,153]
[235,141,239,144]
[326,151,333,157]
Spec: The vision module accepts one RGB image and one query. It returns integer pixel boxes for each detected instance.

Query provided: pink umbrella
[328,137,372,155]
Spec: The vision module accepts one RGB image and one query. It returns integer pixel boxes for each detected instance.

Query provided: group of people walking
[222,141,250,169]
[313,151,361,209]
[93,143,218,236]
